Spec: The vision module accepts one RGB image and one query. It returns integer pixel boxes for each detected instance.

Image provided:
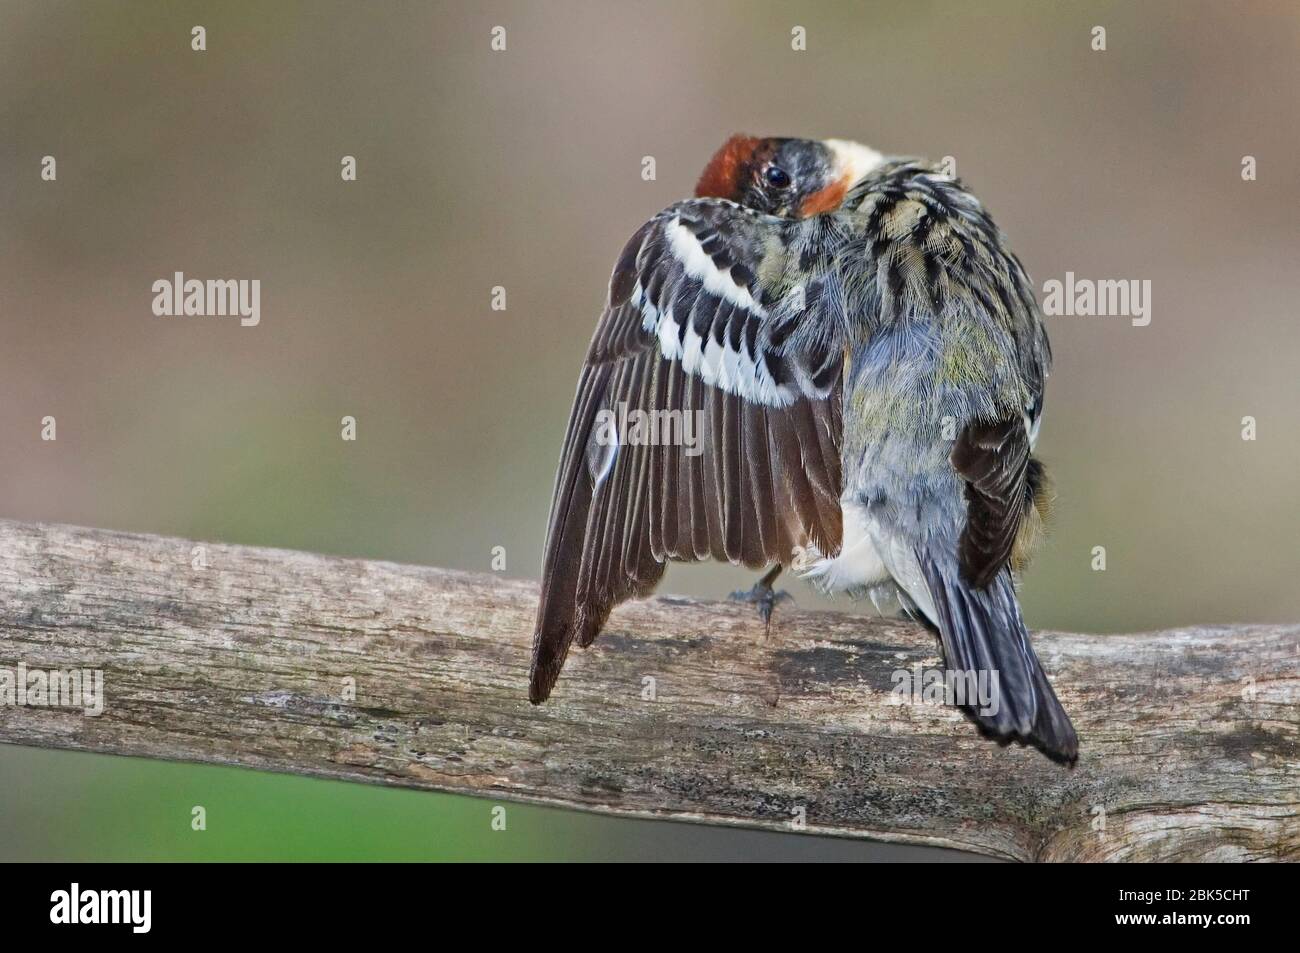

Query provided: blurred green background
[1,1,1297,860]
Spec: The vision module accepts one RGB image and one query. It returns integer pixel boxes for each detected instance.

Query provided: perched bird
[529,135,1077,762]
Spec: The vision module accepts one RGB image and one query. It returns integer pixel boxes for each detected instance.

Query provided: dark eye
[764,165,792,189]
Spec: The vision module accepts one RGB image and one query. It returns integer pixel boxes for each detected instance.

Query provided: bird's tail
[917,550,1078,762]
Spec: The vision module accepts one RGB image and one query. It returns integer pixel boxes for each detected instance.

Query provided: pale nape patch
[824,139,885,187]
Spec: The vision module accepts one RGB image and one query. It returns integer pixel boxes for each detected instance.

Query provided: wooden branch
[0,519,1296,861]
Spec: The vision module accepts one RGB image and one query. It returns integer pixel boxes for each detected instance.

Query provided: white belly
[800,500,939,625]
[801,501,890,594]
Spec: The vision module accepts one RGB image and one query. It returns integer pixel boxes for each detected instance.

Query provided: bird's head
[695,135,883,218]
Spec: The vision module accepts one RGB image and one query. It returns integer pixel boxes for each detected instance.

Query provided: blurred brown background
[1,0,1297,860]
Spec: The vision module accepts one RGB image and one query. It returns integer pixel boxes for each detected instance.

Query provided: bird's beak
[799,139,884,217]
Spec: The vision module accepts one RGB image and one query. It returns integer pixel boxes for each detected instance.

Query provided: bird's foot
[729,565,793,634]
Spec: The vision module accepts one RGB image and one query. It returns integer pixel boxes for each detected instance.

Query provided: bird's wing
[950,417,1032,589]
[530,199,846,702]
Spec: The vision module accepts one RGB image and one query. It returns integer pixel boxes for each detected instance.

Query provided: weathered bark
[0,519,1295,861]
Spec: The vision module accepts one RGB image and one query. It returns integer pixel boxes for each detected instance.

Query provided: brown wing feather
[951,417,1030,589]
[530,199,846,703]
[531,356,843,700]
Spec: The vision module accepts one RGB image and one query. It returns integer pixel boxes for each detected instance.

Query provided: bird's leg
[729,564,793,634]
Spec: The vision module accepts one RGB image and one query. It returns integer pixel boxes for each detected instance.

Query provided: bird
[528,134,1077,763]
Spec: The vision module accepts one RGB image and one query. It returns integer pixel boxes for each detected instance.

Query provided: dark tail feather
[918,552,1078,763]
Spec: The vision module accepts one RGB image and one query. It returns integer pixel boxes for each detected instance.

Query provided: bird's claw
[729,578,793,633]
